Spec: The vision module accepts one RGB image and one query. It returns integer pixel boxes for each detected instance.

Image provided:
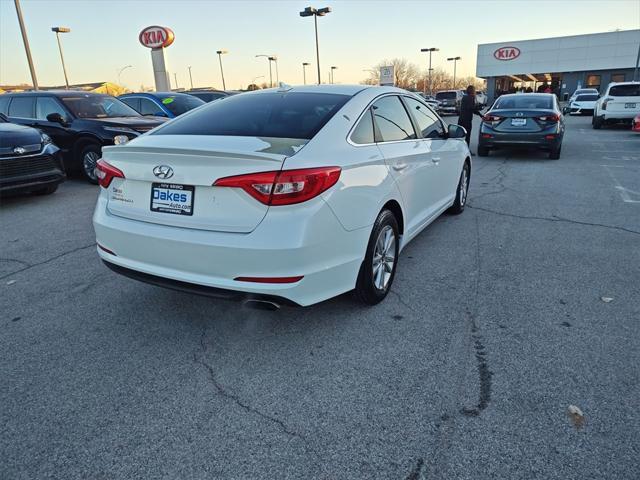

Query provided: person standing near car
[458,85,483,150]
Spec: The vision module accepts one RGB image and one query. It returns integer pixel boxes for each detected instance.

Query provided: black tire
[354,209,399,305]
[77,143,102,184]
[549,145,561,160]
[33,184,58,195]
[592,114,603,130]
[477,146,489,157]
[448,161,470,215]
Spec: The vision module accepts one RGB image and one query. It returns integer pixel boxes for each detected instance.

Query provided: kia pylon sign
[139,26,174,92]
[493,46,521,61]
[139,26,175,49]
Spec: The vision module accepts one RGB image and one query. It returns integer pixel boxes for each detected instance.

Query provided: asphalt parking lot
[1,115,639,480]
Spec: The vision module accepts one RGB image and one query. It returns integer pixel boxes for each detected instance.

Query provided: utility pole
[188,66,193,89]
[300,6,331,85]
[52,27,71,89]
[447,56,461,89]
[421,47,439,96]
[302,62,310,84]
[173,73,178,90]
[14,0,38,89]
[216,50,228,90]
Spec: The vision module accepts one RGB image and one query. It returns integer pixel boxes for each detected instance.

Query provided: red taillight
[537,114,560,122]
[545,134,556,140]
[482,114,502,124]
[602,97,612,110]
[96,159,125,188]
[234,276,304,284]
[214,166,341,206]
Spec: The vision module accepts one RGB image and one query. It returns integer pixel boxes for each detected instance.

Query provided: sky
[1,0,639,90]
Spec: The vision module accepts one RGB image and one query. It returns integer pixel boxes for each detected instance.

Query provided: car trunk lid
[101,135,306,233]
[486,109,558,132]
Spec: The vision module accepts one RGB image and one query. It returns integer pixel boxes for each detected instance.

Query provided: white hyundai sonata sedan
[93,85,471,307]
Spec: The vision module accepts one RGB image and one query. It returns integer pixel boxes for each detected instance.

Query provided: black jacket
[458,94,483,125]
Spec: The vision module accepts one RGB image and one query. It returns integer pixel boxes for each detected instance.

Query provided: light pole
[256,55,274,87]
[302,62,310,84]
[447,56,461,89]
[14,0,38,89]
[270,56,279,85]
[216,50,228,90]
[51,26,71,89]
[330,66,337,84]
[173,72,178,90]
[188,66,193,89]
[117,65,132,86]
[421,47,439,96]
[299,6,331,85]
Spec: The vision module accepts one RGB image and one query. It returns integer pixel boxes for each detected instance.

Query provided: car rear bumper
[93,194,370,306]
[601,111,639,121]
[479,125,562,149]
[0,146,66,194]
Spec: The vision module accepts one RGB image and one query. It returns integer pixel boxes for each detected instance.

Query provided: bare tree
[363,58,421,89]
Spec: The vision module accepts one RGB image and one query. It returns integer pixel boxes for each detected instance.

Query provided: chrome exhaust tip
[242,299,281,311]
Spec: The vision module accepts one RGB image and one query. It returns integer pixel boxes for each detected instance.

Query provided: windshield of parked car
[156,95,205,115]
[435,92,456,100]
[609,84,640,97]
[60,94,141,118]
[154,92,350,140]
[493,95,553,110]
[575,94,598,102]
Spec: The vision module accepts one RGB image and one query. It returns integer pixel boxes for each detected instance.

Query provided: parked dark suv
[0,91,167,183]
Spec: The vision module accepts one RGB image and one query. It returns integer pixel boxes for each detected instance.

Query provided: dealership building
[476,30,640,103]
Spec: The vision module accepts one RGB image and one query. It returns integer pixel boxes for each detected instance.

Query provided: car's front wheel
[78,143,102,184]
[355,209,399,305]
[592,113,604,130]
[448,161,470,215]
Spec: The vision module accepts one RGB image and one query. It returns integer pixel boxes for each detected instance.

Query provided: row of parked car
[414,90,488,115]
[0,89,231,195]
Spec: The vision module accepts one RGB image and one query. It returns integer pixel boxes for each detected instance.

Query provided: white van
[592,82,640,129]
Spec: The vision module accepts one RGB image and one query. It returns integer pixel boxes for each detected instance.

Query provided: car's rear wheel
[448,161,470,215]
[592,114,603,130]
[549,145,562,160]
[477,146,490,157]
[355,209,399,305]
[78,143,101,184]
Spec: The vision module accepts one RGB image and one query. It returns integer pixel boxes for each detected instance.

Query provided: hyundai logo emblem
[13,146,26,155]
[516,112,524,117]
[153,165,174,179]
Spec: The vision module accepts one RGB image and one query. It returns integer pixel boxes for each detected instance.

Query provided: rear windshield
[157,95,205,115]
[576,94,598,101]
[436,92,456,100]
[609,84,640,97]
[154,92,350,140]
[187,92,228,102]
[494,95,553,110]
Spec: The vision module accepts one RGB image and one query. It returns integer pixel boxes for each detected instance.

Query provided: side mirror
[448,124,467,139]
[46,112,66,125]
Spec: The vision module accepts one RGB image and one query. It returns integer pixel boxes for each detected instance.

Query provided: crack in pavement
[0,243,97,281]
[0,258,31,267]
[467,205,640,236]
[470,159,509,202]
[389,288,421,315]
[193,321,324,470]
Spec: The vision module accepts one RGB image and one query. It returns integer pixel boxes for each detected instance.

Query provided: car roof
[233,84,406,97]
[497,93,555,99]
[120,92,192,98]
[3,90,111,98]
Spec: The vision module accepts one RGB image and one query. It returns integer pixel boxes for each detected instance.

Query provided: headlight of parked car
[113,135,130,145]
[104,126,138,145]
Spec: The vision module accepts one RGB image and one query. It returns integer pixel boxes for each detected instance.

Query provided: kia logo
[139,26,175,49]
[494,46,521,61]
[153,165,174,179]
[13,146,26,155]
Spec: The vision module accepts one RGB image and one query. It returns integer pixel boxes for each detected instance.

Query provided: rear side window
[8,97,35,118]
[120,97,140,112]
[139,98,162,116]
[609,84,640,97]
[155,92,349,140]
[403,97,444,139]
[0,96,9,115]
[36,97,67,120]
[371,96,416,142]
[350,108,374,144]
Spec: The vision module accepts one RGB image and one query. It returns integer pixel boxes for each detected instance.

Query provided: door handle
[392,163,408,171]
[432,157,441,165]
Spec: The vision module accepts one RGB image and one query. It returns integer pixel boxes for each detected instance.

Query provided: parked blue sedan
[118,92,205,119]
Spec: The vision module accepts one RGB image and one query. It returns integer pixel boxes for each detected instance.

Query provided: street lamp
[299,6,331,85]
[302,62,310,84]
[173,72,178,90]
[420,47,439,96]
[51,26,71,89]
[256,54,274,87]
[269,56,279,85]
[447,56,461,89]
[117,65,132,86]
[188,66,193,89]
[216,50,228,90]
[15,0,38,89]
[330,66,337,84]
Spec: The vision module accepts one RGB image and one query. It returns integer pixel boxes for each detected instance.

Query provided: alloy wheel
[459,165,469,206]
[83,151,100,181]
[372,225,396,291]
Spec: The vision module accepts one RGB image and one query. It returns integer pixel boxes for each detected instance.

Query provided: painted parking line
[601,165,640,203]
